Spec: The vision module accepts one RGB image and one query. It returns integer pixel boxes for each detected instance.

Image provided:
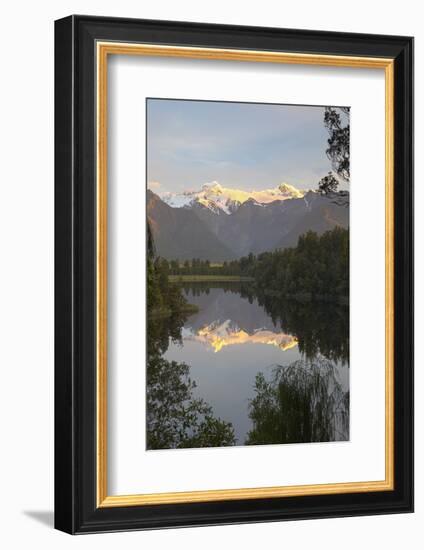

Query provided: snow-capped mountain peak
[278,183,304,197]
[159,181,307,214]
[202,181,224,195]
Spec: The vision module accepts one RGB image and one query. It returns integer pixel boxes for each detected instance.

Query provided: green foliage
[246,358,349,445]
[146,220,349,449]
[246,227,349,300]
[179,282,349,364]
[147,223,191,316]
[147,353,235,449]
[169,257,243,277]
[146,222,236,449]
[147,258,162,309]
[178,415,236,449]
[146,313,236,450]
[167,227,348,302]
[324,106,350,182]
[318,172,340,195]
[256,294,349,363]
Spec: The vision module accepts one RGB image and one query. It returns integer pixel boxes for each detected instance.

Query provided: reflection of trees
[246,358,349,445]
[148,281,350,449]
[147,312,186,357]
[181,281,249,297]
[181,282,349,364]
[257,295,349,364]
[147,354,236,449]
[147,314,236,450]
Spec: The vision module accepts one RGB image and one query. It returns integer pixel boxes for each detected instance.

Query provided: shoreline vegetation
[146,226,349,449]
[165,227,349,305]
[148,226,349,320]
[147,223,199,319]
[168,274,254,283]
[257,289,348,305]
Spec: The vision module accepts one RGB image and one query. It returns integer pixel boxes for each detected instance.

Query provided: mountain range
[147,182,349,261]
[159,181,304,214]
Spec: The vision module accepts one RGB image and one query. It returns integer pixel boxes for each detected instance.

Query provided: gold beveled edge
[96,41,395,508]
[97,41,393,69]
[100,479,393,508]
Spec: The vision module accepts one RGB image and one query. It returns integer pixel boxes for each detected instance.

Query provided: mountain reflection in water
[147,282,349,449]
[183,320,298,353]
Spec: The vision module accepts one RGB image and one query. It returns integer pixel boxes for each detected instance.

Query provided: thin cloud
[147,99,347,193]
[147,180,161,190]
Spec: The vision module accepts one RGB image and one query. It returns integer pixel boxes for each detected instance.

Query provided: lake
[147,282,349,449]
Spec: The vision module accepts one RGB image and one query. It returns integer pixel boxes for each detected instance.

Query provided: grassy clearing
[168,275,254,283]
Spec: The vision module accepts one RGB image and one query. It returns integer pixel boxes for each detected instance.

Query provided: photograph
[51,11,413,536]
[146,98,350,450]
[0,0,416,541]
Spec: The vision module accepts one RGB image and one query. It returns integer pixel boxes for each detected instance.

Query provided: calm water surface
[155,282,349,447]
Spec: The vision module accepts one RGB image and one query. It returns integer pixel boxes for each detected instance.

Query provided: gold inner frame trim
[96,41,395,508]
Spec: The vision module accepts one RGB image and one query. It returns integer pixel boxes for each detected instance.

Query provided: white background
[0,0,420,548]
[108,57,386,495]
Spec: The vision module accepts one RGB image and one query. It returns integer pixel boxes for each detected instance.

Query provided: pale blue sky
[147,98,346,193]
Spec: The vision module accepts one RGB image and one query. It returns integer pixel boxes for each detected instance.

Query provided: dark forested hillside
[147,190,234,261]
[147,189,348,261]
[248,227,349,301]
[166,227,349,302]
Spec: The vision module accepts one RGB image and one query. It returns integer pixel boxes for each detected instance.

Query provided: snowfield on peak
[159,181,307,214]
[147,183,349,261]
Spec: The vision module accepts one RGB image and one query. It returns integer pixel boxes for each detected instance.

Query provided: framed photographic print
[54,15,414,534]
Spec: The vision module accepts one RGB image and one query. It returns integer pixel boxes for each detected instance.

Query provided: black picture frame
[55,15,414,534]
